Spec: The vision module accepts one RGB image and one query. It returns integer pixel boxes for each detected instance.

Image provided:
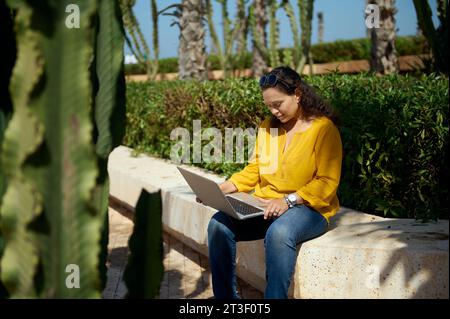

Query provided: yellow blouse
[228,116,343,223]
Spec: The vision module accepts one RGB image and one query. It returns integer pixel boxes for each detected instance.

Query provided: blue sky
[127,0,439,59]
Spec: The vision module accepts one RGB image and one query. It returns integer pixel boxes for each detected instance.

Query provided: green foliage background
[124,36,430,75]
[124,74,449,221]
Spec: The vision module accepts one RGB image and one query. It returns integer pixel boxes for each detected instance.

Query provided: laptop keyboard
[226,196,263,216]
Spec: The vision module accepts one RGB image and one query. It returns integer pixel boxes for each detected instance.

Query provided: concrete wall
[108,146,449,299]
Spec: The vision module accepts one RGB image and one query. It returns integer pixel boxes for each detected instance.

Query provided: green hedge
[124,74,449,221]
[310,35,428,63]
[125,36,429,75]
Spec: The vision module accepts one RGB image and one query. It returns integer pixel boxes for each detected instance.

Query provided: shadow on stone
[326,208,448,298]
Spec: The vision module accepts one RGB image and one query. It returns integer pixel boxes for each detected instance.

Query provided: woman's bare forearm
[219,181,238,194]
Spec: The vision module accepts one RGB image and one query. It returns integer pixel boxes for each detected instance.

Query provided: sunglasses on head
[259,74,292,89]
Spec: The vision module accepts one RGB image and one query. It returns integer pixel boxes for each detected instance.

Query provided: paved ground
[102,207,263,299]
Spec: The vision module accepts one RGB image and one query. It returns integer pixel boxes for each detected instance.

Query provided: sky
[126,0,440,59]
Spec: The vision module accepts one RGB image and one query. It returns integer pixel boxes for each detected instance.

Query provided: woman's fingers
[264,203,280,219]
[263,200,289,219]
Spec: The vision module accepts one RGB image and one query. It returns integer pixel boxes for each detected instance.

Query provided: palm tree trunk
[251,0,268,78]
[317,12,324,43]
[235,0,248,77]
[369,0,399,75]
[236,0,248,54]
[178,0,208,80]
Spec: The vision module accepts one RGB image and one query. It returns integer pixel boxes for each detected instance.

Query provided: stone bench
[108,146,449,299]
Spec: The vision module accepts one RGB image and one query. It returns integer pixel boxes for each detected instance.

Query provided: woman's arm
[296,123,343,208]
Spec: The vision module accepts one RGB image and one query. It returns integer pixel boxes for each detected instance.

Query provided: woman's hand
[219,181,238,194]
[257,197,289,220]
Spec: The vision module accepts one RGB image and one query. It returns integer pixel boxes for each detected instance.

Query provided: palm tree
[236,0,249,55]
[317,12,324,43]
[369,0,399,75]
[251,0,268,78]
[178,0,208,80]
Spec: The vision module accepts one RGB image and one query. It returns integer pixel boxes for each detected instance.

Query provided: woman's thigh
[266,205,328,245]
[209,211,273,242]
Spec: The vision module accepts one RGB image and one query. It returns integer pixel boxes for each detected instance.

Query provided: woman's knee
[208,211,234,239]
[264,222,293,248]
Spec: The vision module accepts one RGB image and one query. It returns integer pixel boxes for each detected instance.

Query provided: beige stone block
[108,146,449,299]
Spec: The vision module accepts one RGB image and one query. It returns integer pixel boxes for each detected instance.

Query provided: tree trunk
[370,0,399,75]
[251,0,268,78]
[178,0,208,80]
[317,12,324,43]
[236,0,248,54]
[235,0,249,77]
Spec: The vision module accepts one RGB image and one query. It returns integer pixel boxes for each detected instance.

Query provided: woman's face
[262,87,300,123]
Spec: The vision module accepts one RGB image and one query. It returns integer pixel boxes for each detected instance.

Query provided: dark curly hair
[260,66,340,127]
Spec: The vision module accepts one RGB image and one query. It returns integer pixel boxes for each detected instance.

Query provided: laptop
[177,166,265,220]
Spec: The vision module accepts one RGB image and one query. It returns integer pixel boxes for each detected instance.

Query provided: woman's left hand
[257,197,289,220]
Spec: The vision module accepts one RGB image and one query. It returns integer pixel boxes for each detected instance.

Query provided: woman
[207,66,343,299]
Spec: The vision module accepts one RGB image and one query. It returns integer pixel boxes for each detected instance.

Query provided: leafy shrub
[124,36,429,75]
[124,74,448,221]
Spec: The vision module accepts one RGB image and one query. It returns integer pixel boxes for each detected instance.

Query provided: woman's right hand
[219,181,238,194]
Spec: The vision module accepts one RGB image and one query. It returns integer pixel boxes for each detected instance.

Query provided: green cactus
[235,0,249,76]
[150,0,159,79]
[205,0,226,74]
[299,0,314,75]
[249,0,282,68]
[205,0,223,59]
[281,0,301,67]
[235,1,248,53]
[121,1,145,63]
[3,0,100,298]
[282,48,294,68]
[120,0,159,79]
[0,0,126,298]
[280,0,315,74]
[92,0,127,292]
[268,0,281,67]
[248,3,269,63]
[413,0,448,75]
[205,0,247,77]
[0,1,16,299]
[123,190,164,298]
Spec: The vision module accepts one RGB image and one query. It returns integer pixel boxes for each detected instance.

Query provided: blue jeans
[207,204,328,299]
